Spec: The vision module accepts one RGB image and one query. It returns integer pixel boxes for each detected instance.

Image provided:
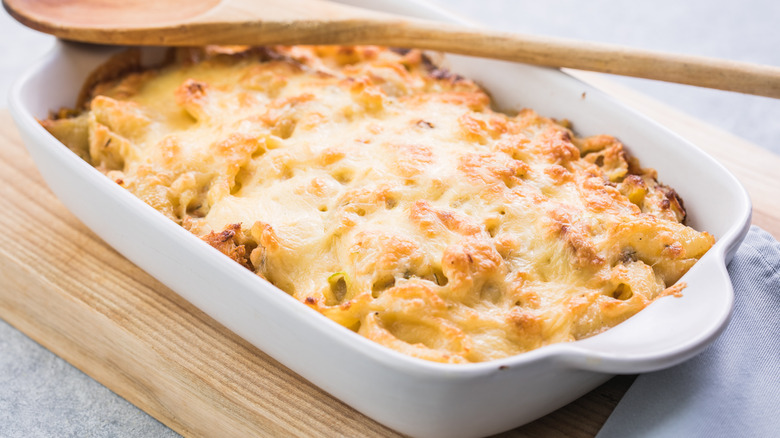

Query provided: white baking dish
[8,1,751,436]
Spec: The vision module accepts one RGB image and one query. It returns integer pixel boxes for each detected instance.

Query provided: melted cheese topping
[44,46,715,363]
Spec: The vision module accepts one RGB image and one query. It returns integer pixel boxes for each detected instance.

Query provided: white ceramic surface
[8,1,751,436]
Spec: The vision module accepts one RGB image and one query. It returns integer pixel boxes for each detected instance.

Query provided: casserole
[8,0,751,436]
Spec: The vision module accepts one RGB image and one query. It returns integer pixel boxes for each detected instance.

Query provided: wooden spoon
[5,0,780,98]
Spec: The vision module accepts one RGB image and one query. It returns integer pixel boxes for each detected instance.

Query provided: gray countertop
[1,1,778,436]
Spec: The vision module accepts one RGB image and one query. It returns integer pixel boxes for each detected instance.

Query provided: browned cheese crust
[42,45,715,363]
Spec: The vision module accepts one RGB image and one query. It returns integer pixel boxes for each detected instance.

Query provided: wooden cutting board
[1,75,778,437]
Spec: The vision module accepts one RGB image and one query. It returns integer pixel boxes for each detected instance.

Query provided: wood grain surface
[0,77,778,437]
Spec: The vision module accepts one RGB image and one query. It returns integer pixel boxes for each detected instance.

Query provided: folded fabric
[597,226,780,438]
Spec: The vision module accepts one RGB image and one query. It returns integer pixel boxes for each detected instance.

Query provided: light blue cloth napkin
[597,226,780,438]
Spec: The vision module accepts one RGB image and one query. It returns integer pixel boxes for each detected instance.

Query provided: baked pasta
[42,45,715,363]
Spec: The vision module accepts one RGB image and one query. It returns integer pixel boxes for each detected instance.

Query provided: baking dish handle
[554,250,734,374]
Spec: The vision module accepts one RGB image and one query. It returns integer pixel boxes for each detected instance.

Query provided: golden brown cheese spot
[331,185,393,225]
[217,133,263,159]
[538,128,580,167]
[257,93,315,138]
[306,177,337,199]
[315,148,344,168]
[348,77,386,112]
[44,45,715,364]
[579,175,639,215]
[508,309,544,347]
[389,144,433,178]
[334,45,378,65]
[441,238,506,305]
[201,223,252,269]
[493,136,533,163]
[409,200,482,238]
[250,221,281,252]
[175,79,211,121]
[575,134,620,154]
[364,61,419,97]
[548,207,605,268]
[544,164,574,184]
[458,152,528,190]
[582,140,629,182]
[457,113,508,144]
[512,288,542,310]
[347,231,426,294]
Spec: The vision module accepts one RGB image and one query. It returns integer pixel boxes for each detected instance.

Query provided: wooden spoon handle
[6,0,779,98]
[66,19,780,99]
[389,23,780,98]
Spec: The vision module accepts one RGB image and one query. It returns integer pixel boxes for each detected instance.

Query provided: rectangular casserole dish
[8,1,751,436]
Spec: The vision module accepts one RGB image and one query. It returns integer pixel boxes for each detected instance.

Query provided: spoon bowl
[5,0,224,26]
